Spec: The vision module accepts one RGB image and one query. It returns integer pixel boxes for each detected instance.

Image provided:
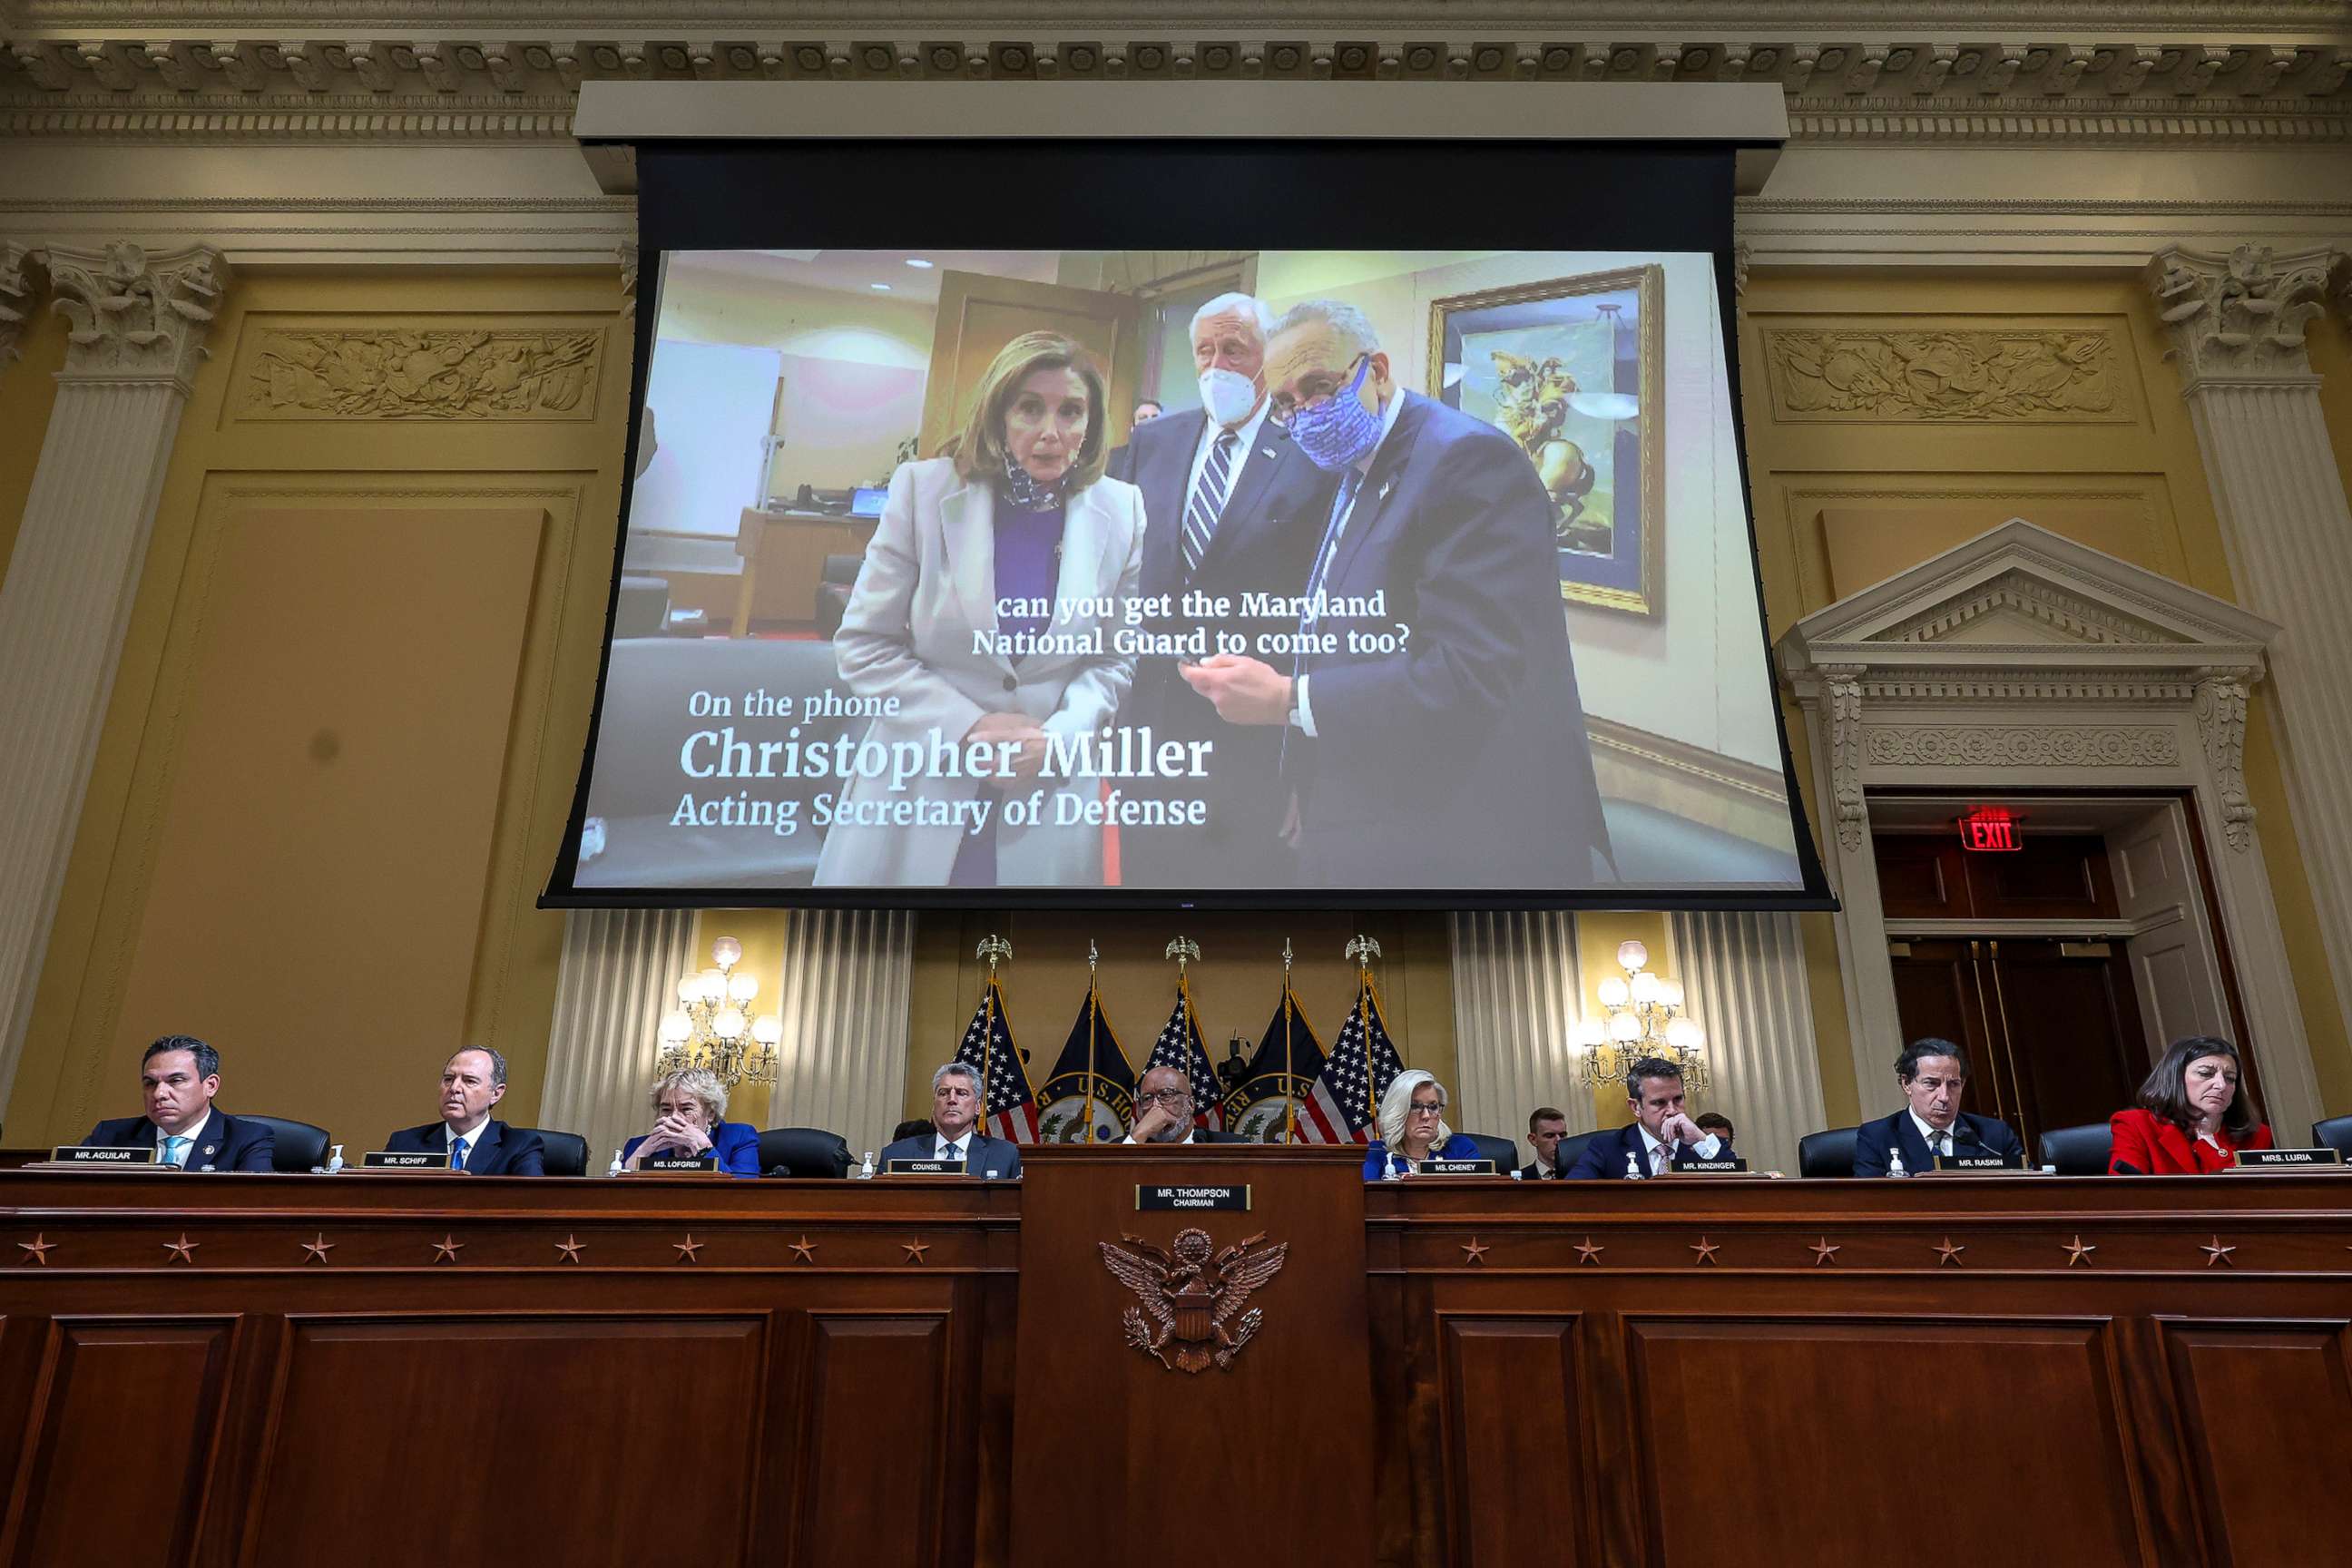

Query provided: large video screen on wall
[546,142,1828,908]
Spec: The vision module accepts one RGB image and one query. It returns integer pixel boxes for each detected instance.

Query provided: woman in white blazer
[816,332,1147,887]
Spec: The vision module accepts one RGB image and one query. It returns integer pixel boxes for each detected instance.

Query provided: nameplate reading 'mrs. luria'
[49,1145,156,1165]
[886,1159,965,1175]
[1417,1160,1499,1175]
[1136,1185,1251,1211]
[364,1150,452,1170]
[2232,1147,2345,1168]
[644,1155,720,1173]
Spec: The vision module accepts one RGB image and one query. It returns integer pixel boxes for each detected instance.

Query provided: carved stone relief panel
[230,318,606,421]
[1760,319,2131,423]
[1863,724,2180,769]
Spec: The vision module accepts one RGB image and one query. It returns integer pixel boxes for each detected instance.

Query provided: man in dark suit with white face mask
[1108,292,1330,887]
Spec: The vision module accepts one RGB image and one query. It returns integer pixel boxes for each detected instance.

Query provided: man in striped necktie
[1107,292,1333,888]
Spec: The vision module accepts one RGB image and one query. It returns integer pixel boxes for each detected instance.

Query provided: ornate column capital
[2190,669,2259,854]
[2146,243,2348,389]
[36,242,230,390]
[0,244,38,370]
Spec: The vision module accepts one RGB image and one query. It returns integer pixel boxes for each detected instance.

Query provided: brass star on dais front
[163,1234,198,1264]
[1459,1238,1489,1265]
[1809,1238,1840,1266]
[2063,1235,2096,1267]
[789,1236,818,1263]
[554,1235,584,1264]
[1573,1236,1604,1265]
[1689,1237,1720,1265]
[673,1233,703,1263]
[2200,1236,2237,1268]
[431,1235,465,1264]
[1934,1238,1966,1266]
[901,1239,930,1264]
[16,1234,53,1266]
[300,1234,334,1264]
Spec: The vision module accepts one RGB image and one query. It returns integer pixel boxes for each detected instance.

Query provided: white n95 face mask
[1198,367,1261,428]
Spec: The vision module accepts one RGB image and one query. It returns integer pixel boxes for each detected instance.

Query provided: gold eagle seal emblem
[1098,1227,1289,1374]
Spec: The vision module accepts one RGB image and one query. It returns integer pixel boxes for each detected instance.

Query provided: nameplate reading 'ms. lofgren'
[643,1155,720,1173]
[1137,1184,1250,1211]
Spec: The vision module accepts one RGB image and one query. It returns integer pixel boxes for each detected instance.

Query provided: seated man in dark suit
[1565,1057,1730,1179]
[1123,1064,1240,1145]
[1854,1038,2025,1176]
[877,1062,1024,1178]
[1519,1104,1570,1180]
[83,1034,275,1171]
[384,1046,545,1175]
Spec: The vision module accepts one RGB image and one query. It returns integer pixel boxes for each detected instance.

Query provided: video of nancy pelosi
[564,249,1811,900]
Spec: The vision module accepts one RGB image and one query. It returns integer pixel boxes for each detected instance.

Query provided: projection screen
[547,93,1830,910]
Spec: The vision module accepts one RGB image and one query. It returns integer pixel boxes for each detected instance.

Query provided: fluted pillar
[769,909,916,1157]
[0,242,228,1112]
[1447,911,1592,1142]
[2149,243,2352,1044]
[541,908,698,1169]
[1669,911,1826,1177]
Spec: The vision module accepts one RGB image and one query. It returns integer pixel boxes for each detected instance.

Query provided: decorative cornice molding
[0,242,35,368]
[1760,327,2122,422]
[0,29,2347,147]
[237,324,603,419]
[37,240,226,387]
[1863,723,2182,769]
[2148,242,2350,387]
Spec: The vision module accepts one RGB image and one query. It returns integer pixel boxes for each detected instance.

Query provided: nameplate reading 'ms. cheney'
[886,1159,965,1175]
[1417,1160,1499,1175]
[50,1145,157,1165]
[1136,1184,1250,1211]
[364,1150,452,1170]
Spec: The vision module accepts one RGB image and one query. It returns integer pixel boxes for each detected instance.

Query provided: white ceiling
[662,248,1062,305]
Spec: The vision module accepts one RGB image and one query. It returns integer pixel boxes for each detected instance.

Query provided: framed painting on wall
[1429,264,1665,616]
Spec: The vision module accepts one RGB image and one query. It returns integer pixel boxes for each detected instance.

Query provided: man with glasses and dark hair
[1854,1037,2024,1176]
[1565,1057,1728,1179]
[83,1034,277,1171]
[384,1046,545,1174]
[1122,1064,1241,1145]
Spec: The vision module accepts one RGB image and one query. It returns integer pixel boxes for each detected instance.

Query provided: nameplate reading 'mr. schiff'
[2231,1147,2346,1168]
[886,1159,965,1175]
[49,1145,157,1165]
[1417,1160,1499,1175]
[643,1155,719,1173]
[1136,1184,1250,1211]
[364,1150,453,1170]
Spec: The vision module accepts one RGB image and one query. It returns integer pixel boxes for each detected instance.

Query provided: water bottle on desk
[1624,1152,1643,1181]
[856,1151,876,1180]
[1887,1149,1909,1178]
[606,1146,624,1177]
[326,1144,344,1173]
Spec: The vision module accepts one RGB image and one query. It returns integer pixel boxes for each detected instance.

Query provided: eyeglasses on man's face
[1138,1088,1194,1106]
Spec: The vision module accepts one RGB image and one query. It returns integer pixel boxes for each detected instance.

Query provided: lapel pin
[1261,446,1279,461]
[1377,479,1394,502]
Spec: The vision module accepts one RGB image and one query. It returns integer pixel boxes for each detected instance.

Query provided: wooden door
[917,270,1143,459]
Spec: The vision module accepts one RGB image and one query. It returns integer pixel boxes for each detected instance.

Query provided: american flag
[1298,979,1406,1143]
[954,976,1040,1142]
[1144,977,1225,1133]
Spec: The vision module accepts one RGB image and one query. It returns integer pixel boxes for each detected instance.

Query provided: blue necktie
[451,1136,469,1171]
[1182,431,1239,576]
[162,1135,185,1168]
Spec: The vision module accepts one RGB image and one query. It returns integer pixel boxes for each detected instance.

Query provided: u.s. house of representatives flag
[1299,979,1405,1143]
[1220,985,1328,1143]
[1145,976,1225,1134]
[954,975,1040,1142]
[1036,979,1137,1144]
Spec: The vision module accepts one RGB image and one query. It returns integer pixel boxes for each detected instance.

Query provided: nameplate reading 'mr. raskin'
[1136,1184,1251,1211]
[1416,1160,1499,1175]
[2232,1147,2346,1168]
[643,1155,720,1173]
[886,1159,965,1175]
[50,1145,157,1165]
[1934,1153,2022,1172]
[364,1150,453,1170]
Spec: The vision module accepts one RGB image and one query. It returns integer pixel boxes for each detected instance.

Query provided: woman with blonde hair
[816,331,1147,887]
[1362,1068,1485,1179]
[622,1067,763,1178]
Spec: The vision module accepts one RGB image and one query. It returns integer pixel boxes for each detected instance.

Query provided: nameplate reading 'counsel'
[49,1145,157,1165]
[1136,1184,1251,1211]
[364,1150,453,1170]
[2231,1147,2345,1168]
[643,1155,720,1173]
[886,1159,965,1175]
[1416,1160,1500,1176]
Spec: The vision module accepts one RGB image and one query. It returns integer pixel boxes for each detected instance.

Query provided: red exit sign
[1959,808,2022,852]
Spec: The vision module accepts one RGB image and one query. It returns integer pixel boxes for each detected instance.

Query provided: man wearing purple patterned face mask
[1180,299,1612,888]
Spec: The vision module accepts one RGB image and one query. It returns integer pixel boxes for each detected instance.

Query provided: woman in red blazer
[2109,1035,2272,1174]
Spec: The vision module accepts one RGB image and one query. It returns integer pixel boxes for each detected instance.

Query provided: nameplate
[2232,1147,2345,1168]
[364,1150,453,1170]
[1417,1160,1500,1175]
[643,1155,719,1173]
[885,1159,965,1175]
[1136,1184,1250,1211]
[1933,1154,2022,1171]
[49,1144,158,1165]
[1673,1158,1750,1174]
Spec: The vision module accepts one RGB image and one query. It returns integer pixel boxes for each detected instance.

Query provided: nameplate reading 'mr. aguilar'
[643,1155,719,1173]
[1136,1184,1250,1211]
[886,1159,965,1175]
[2232,1147,2346,1168]
[364,1150,453,1170]
[50,1145,156,1165]
[1417,1160,1499,1175]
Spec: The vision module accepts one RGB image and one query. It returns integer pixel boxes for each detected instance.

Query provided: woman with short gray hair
[622,1066,763,1177]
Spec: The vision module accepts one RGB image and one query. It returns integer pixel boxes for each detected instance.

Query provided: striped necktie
[1181,431,1240,576]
